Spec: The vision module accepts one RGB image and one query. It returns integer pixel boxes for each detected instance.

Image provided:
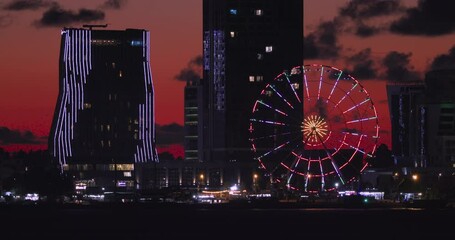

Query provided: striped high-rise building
[49,27,158,195]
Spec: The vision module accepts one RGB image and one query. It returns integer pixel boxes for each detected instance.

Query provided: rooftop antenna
[83,24,108,30]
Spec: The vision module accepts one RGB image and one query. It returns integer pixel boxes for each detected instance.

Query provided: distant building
[386,82,426,167]
[424,70,455,168]
[183,79,203,162]
[387,70,455,169]
[49,28,158,194]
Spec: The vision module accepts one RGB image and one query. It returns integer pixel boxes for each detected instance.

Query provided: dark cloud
[0,127,45,145]
[382,51,420,82]
[34,4,105,27]
[304,20,342,59]
[310,99,328,119]
[100,0,127,10]
[338,0,404,37]
[3,0,50,11]
[430,45,455,71]
[0,15,13,27]
[390,0,455,36]
[175,55,202,82]
[339,0,403,19]
[342,128,359,134]
[355,23,380,37]
[345,48,378,80]
[155,123,184,146]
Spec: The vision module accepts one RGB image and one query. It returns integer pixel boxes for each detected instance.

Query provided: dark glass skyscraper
[424,70,455,168]
[387,82,426,167]
[49,28,158,193]
[202,0,303,163]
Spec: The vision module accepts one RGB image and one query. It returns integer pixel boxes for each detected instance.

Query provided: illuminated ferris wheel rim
[249,63,380,191]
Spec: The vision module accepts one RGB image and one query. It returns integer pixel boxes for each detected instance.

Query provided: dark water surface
[1,203,453,239]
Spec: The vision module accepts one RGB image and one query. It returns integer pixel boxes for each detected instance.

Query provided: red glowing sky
[1,0,455,153]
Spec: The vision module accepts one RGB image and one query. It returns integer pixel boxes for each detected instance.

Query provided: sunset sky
[1,0,455,154]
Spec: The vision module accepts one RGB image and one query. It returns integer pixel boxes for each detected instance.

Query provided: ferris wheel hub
[302,115,328,144]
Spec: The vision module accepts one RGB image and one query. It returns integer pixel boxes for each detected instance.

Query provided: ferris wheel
[249,64,379,192]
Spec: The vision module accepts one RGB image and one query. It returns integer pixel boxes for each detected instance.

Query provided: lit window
[257,53,263,60]
[124,172,132,177]
[230,9,237,15]
[249,76,255,82]
[255,9,263,16]
[130,40,143,46]
[230,31,236,38]
[119,71,123,78]
[108,140,111,147]
[112,62,116,69]
[292,83,300,89]
[265,90,272,97]
[256,76,264,82]
[84,103,92,109]
[106,125,111,131]
[266,46,273,53]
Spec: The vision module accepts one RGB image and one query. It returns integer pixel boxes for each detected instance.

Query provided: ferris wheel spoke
[304,161,310,191]
[326,70,343,103]
[342,97,371,114]
[255,100,304,125]
[302,66,310,101]
[316,132,345,185]
[256,100,289,116]
[339,138,373,157]
[346,116,377,124]
[319,159,326,190]
[255,139,295,160]
[286,156,302,188]
[269,85,294,109]
[249,131,294,141]
[341,131,375,141]
[333,82,358,108]
[258,130,308,162]
[317,66,324,100]
[285,75,301,103]
[250,118,288,126]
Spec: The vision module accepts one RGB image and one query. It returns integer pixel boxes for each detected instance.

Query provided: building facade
[386,82,426,167]
[183,79,203,162]
[179,0,304,190]
[202,0,303,162]
[424,70,455,168]
[49,28,158,194]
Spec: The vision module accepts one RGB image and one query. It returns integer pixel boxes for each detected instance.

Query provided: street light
[197,173,205,192]
[412,174,418,181]
[253,173,259,192]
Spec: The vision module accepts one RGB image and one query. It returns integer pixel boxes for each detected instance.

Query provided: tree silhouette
[369,144,394,168]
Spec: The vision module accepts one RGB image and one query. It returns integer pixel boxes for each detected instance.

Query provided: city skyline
[1,0,455,156]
